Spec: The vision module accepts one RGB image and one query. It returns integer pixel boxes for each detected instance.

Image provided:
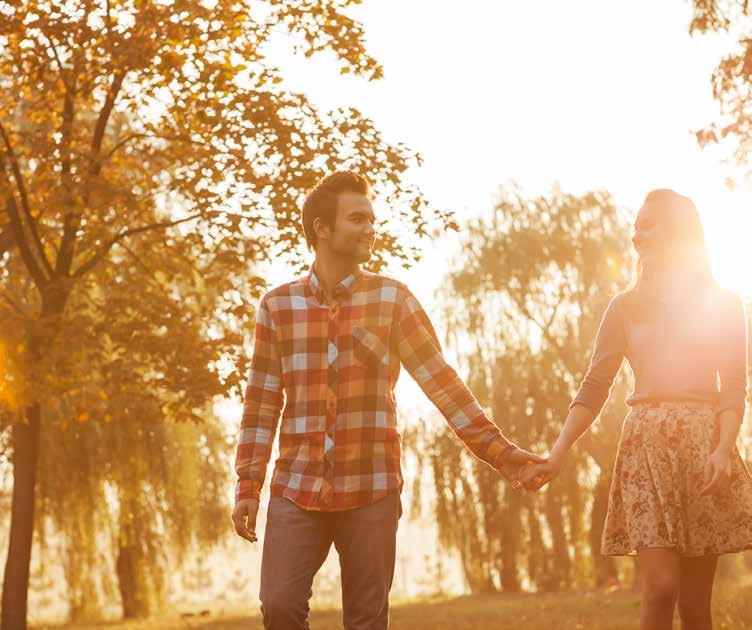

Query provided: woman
[521,189,752,630]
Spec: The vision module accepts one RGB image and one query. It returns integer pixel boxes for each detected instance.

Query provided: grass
[33,582,752,630]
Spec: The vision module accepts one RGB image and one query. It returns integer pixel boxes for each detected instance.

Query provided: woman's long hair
[628,189,717,311]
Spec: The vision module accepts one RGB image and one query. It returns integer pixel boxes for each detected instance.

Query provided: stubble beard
[331,239,372,265]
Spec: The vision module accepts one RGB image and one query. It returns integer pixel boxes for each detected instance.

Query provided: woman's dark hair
[629,189,717,307]
[301,171,371,250]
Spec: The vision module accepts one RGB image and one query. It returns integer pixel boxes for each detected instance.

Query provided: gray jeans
[259,492,402,630]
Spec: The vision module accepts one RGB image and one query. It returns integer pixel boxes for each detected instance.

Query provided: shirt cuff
[487,439,518,471]
[236,479,261,503]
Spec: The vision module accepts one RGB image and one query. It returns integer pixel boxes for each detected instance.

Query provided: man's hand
[519,456,564,491]
[701,447,732,496]
[498,447,547,487]
[232,498,260,543]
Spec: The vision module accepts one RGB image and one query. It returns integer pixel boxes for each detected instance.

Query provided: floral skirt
[601,401,752,557]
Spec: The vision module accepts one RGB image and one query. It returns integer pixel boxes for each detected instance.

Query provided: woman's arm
[703,292,748,495]
[521,295,626,489]
[521,404,595,489]
[717,409,743,454]
[548,405,597,465]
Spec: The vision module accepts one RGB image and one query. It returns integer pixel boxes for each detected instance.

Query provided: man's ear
[313,216,331,243]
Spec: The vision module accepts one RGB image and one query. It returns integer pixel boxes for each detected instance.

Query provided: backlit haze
[219,0,752,424]
[210,0,752,600]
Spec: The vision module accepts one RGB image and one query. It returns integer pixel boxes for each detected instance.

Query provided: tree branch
[104,130,247,166]
[0,121,53,277]
[60,70,128,279]
[89,71,125,179]
[0,223,14,258]
[55,74,78,276]
[507,289,570,367]
[0,182,48,288]
[72,213,203,278]
[104,132,143,161]
[0,290,32,320]
[33,32,70,91]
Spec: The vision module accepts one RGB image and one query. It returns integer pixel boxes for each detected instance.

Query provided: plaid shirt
[234,267,516,511]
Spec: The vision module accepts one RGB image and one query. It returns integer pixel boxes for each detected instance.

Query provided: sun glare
[696,189,752,298]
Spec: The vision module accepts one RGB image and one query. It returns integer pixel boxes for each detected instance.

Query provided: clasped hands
[498,447,563,492]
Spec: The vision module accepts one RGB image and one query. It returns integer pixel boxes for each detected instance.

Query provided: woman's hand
[497,447,547,487]
[701,447,732,496]
[519,454,565,491]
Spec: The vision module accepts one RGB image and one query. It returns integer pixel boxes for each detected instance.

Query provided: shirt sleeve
[233,296,285,503]
[395,285,515,470]
[717,291,748,418]
[570,295,626,417]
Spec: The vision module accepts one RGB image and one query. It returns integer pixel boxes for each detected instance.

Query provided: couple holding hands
[232,172,752,630]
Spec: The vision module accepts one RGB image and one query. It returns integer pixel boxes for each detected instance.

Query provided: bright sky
[216,0,752,432]
[264,0,752,305]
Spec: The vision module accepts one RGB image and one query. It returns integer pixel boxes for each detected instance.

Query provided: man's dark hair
[301,171,371,250]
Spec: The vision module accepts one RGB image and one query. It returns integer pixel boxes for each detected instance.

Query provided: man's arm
[232,296,284,541]
[395,285,536,474]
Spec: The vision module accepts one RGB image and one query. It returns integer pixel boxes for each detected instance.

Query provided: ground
[32,581,752,630]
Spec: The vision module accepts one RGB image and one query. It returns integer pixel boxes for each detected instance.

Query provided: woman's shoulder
[607,289,637,312]
[710,286,745,318]
[714,286,743,304]
[604,288,651,324]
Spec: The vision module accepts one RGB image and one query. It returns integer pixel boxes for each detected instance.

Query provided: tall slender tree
[417,187,633,592]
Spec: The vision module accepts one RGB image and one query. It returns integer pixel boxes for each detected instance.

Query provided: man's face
[319,191,376,264]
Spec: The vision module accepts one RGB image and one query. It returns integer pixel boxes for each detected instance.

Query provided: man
[232,171,543,629]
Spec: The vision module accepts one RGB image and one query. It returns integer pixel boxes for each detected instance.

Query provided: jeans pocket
[354,491,401,523]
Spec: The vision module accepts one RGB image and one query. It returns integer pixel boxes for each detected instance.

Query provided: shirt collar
[307,265,360,304]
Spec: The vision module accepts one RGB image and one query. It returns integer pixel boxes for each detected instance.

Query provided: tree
[0,2,452,627]
[31,255,234,621]
[690,1,752,164]
[415,187,633,592]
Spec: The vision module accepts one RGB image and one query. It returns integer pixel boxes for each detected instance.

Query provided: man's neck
[312,251,359,300]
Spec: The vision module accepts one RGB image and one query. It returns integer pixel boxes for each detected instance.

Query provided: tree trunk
[1,403,41,630]
[116,539,147,619]
[544,487,571,590]
[115,498,165,619]
[1,286,67,630]
[526,495,548,589]
[500,489,522,592]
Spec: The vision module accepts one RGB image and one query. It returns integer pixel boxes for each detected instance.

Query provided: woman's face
[632,201,672,269]
[632,201,691,270]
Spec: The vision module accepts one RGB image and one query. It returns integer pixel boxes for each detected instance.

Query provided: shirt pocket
[352,325,390,372]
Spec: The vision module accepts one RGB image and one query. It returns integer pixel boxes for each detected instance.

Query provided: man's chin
[355,247,373,264]
[333,245,372,265]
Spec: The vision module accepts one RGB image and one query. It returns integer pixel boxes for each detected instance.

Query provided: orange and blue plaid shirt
[234,267,516,511]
